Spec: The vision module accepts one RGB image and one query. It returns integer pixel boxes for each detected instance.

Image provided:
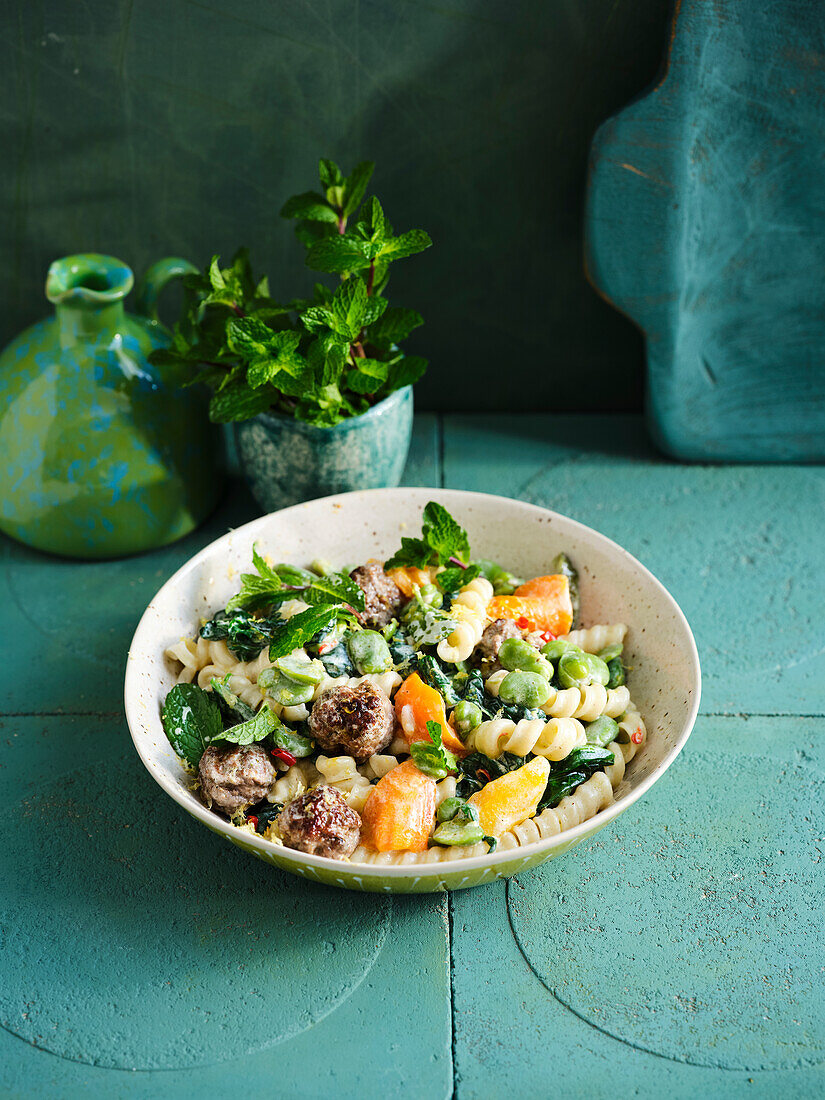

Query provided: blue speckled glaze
[0,254,224,558]
[234,385,413,512]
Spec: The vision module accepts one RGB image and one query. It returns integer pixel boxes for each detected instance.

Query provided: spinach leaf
[161,683,223,769]
[211,706,277,746]
[250,802,283,833]
[536,746,615,812]
[456,751,527,799]
[200,608,270,661]
[403,606,456,648]
[461,670,496,719]
[319,641,356,678]
[389,638,418,675]
[417,654,460,706]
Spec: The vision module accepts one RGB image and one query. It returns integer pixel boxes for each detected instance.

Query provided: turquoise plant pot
[234,385,413,513]
[0,254,224,558]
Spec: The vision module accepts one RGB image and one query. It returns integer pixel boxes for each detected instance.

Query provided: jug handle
[135,257,199,327]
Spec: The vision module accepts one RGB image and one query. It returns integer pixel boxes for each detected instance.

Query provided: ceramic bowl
[125,488,701,893]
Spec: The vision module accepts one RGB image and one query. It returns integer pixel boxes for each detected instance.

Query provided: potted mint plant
[152,159,431,511]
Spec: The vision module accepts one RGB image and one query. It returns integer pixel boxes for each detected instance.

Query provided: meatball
[279,786,361,860]
[198,743,275,815]
[473,618,523,672]
[309,681,395,760]
[350,561,405,628]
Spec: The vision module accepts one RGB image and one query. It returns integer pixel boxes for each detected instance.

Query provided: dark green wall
[5,0,670,412]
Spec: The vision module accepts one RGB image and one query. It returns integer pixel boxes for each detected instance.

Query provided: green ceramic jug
[0,253,224,558]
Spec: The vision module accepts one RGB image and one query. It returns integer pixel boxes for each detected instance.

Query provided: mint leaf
[211,705,277,747]
[343,160,374,216]
[368,306,422,347]
[301,305,334,334]
[319,158,344,190]
[210,674,257,723]
[384,502,471,570]
[305,235,371,275]
[410,720,458,779]
[362,295,388,326]
[346,358,389,394]
[280,191,337,223]
[162,683,223,769]
[384,536,433,570]
[303,571,365,611]
[354,196,388,259]
[267,605,343,661]
[209,380,275,423]
[379,229,432,262]
[423,502,470,563]
[437,563,481,595]
[208,255,226,291]
[384,355,427,391]
[330,279,368,339]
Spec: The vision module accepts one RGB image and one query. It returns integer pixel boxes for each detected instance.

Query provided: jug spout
[46,253,133,342]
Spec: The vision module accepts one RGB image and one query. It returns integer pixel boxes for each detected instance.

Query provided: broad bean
[498,670,552,708]
[347,630,393,675]
[541,638,584,661]
[499,637,553,679]
[585,715,619,747]
[258,668,314,706]
[452,699,483,735]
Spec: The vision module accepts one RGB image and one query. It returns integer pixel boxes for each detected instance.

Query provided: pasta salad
[162,502,646,865]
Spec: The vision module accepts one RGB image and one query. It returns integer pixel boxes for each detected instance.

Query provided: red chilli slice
[272,748,297,766]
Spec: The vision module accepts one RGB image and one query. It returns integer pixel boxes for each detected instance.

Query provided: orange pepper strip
[394,672,468,757]
[487,574,573,636]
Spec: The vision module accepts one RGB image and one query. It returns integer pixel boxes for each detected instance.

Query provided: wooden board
[1,413,823,1098]
[585,0,825,460]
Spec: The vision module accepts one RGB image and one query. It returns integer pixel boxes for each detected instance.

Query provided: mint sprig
[161,683,223,770]
[210,705,277,747]
[385,502,472,571]
[267,605,352,661]
[151,159,431,428]
[410,720,459,780]
[226,545,365,614]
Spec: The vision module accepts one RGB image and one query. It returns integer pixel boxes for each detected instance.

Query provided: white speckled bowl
[125,489,701,893]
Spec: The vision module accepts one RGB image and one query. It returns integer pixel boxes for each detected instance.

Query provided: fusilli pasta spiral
[311,671,403,702]
[313,755,373,813]
[559,623,627,654]
[484,673,629,725]
[470,716,586,761]
[437,576,493,663]
[541,683,630,721]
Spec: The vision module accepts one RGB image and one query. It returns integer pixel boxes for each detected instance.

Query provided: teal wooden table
[1,415,822,1099]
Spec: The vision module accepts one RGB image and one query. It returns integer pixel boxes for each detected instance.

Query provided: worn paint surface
[0,0,673,415]
[0,416,451,1098]
[585,0,825,460]
[1,414,822,1097]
